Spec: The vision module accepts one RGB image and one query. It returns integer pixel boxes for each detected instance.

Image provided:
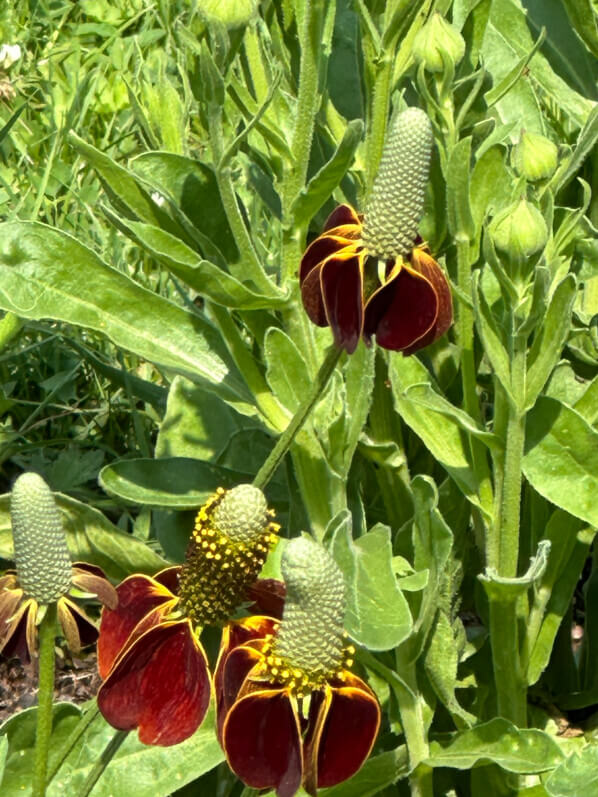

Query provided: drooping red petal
[97,619,211,746]
[401,248,453,354]
[215,642,264,742]
[300,234,352,284]
[153,566,182,593]
[301,265,329,327]
[71,563,117,610]
[320,252,364,354]
[97,574,177,679]
[0,598,37,663]
[304,674,381,789]
[364,264,438,352]
[223,689,303,797]
[57,597,98,653]
[246,578,286,619]
[323,204,360,231]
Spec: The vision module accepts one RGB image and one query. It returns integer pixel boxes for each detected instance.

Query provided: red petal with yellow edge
[97,619,211,746]
[402,248,453,354]
[320,253,364,354]
[304,674,380,789]
[97,574,176,679]
[323,204,360,231]
[215,641,264,742]
[153,566,181,593]
[300,234,351,284]
[223,689,303,797]
[301,266,328,327]
[71,563,117,610]
[364,265,438,352]
[57,597,98,653]
[0,598,37,663]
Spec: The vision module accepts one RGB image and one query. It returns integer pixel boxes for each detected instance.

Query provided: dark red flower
[300,204,452,354]
[215,616,380,797]
[97,485,280,746]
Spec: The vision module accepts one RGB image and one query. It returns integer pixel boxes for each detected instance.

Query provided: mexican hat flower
[0,472,117,663]
[216,536,380,797]
[300,107,452,354]
[97,484,280,746]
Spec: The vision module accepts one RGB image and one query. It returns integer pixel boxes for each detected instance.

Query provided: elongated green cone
[10,473,71,604]
[362,107,433,259]
[274,536,346,680]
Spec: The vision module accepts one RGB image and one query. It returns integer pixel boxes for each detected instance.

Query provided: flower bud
[488,199,548,270]
[10,473,72,604]
[511,131,558,182]
[274,536,346,679]
[412,13,465,74]
[362,107,433,259]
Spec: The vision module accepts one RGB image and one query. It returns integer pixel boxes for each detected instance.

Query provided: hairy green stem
[497,340,526,578]
[487,594,527,727]
[253,345,342,489]
[77,730,128,797]
[33,604,57,797]
[365,58,392,194]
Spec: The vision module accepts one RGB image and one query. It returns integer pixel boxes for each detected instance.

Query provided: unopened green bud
[362,107,433,259]
[10,473,71,604]
[275,536,346,678]
[511,130,558,182]
[198,0,258,28]
[412,13,465,74]
[489,199,548,268]
[212,484,269,543]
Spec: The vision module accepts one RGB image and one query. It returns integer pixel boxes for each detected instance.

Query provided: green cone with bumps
[361,107,433,259]
[10,472,72,604]
[273,536,347,682]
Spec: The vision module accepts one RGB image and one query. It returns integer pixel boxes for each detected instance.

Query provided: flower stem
[77,729,128,797]
[33,604,57,797]
[253,345,342,490]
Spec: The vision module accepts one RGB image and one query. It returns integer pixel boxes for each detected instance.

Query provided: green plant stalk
[365,57,393,195]
[0,311,23,352]
[253,345,342,489]
[33,604,57,797]
[77,730,128,797]
[487,593,527,727]
[455,238,494,541]
[208,112,278,296]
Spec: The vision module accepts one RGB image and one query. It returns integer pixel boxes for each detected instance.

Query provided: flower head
[97,484,280,746]
[301,108,452,354]
[216,536,380,797]
[0,472,117,663]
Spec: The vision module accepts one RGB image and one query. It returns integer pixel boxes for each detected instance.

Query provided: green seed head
[274,536,346,679]
[362,107,433,260]
[211,484,269,543]
[10,473,72,604]
[489,198,548,267]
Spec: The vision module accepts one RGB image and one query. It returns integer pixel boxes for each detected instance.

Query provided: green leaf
[0,734,8,788]
[424,718,564,773]
[99,458,251,509]
[329,512,412,651]
[264,328,310,412]
[1,702,224,797]
[0,222,250,406]
[319,748,408,797]
[0,493,168,581]
[446,136,475,242]
[105,216,286,310]
[388,354,483,512]
[130,152,239,263]
[561,0,598,58]
[482,0,592,130]
[473,269,513,401]
[525,275,577,409]
[291,119,364,226]
[546,744,598,797]
[547,105,598,195]
[523,397,598,527]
